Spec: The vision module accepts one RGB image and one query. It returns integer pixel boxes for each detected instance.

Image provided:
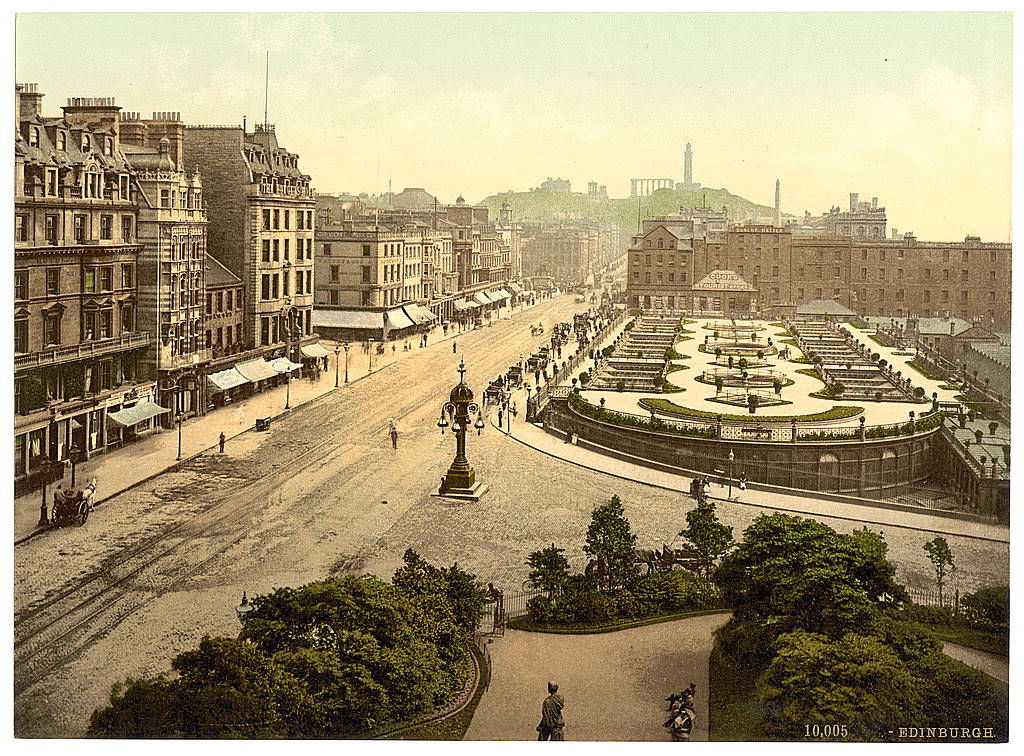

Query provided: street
[12,293,1010,738]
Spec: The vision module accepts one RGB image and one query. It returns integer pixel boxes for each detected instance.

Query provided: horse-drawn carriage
[526,347,550,372]
[505,365,524,388]
[50,478,97,527]
[483,376,506,405]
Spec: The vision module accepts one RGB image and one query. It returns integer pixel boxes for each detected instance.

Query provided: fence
[905,586,960,612]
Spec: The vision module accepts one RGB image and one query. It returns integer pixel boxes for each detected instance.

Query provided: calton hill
[88,495,1007,741]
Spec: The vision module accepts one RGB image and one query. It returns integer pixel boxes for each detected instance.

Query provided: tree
[527,544,571,592]
[715,376,724,394]
[678,499,733,578]
[923,537,956,607]
[584,495,639,589]
[747,394,759,414]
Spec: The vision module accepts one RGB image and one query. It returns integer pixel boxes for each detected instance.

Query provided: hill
[478,186,788,233]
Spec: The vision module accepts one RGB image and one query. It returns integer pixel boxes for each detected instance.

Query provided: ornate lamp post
[343,342,350,383]
[334,344,342,387]
[728,449,735,500]
[434,359,488,500]
[68,443,84,487]
[235,592,253,627]
[37,458,54,526]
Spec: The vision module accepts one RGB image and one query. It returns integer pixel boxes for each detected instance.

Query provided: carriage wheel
[78,505,89,526]
[51,505,60,525]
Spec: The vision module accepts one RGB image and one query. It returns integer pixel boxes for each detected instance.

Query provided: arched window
[28,127,39,147]
[82,134,91,151]
[818,453,840,492]
[56,131,66,150]
[104,138,113,156]
[658,238,664,249]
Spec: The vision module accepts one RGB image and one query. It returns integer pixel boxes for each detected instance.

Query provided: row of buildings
[520,218,620,290]
[14,84,327,491]
[625,199,1012,329]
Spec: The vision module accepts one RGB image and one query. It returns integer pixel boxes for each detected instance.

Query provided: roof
[918,317,971,336]
[692,270,757,292]
[205,255,242,288]
[967,342,1011,370]
[794,298,858,316]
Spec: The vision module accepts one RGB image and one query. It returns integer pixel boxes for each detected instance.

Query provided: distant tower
[684,143,693,186]
[774,179,781,227]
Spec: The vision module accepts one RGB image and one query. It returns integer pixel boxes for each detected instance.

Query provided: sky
[15,11,1014,241]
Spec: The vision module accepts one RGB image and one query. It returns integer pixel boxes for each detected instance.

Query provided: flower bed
[639,397,864,424]
[568,391,717,438]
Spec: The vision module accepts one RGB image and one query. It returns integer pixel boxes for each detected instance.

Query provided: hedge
[639,398,863,424]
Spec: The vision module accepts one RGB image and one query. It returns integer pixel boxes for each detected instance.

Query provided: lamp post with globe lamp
[435,359,488,500]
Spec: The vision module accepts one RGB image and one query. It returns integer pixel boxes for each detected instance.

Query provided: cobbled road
[13,294,1010,738]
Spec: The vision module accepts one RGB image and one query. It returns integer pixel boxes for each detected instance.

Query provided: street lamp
[37,458,54,526]
[235,592,253,626]
[343,342,350,383]
[175,412,185,460]
[334,344,342,387]
[368,338,376,371]
[435,359,487,499]
[728,449,735,500]
[68,443,84,487]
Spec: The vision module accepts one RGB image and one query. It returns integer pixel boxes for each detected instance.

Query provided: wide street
[13,294,1010,739]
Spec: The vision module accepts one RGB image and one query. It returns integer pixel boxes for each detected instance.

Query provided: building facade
[182,123,316,359]
[14,86,154,488]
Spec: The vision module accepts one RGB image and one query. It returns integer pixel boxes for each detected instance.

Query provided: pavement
[12,298,544,543]
[466,613,730,742]
[941,642,1009,684]
[581,318,957,427]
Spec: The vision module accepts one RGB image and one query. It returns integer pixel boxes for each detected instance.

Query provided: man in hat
[537,681,565,741]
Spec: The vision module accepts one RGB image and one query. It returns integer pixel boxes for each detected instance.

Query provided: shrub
[913,386,926,398]
[960,585,1009,633]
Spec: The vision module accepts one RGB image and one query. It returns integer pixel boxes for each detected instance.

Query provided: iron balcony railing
[15,331,151,372]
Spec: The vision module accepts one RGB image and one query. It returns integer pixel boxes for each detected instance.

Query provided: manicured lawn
[640,397,863,423]
[906,359,943,381]
[868,332,895,347]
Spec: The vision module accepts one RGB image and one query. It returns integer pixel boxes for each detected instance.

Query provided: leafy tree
[758,630,923,740]
[88,678,184,738]
[678,499,733,578]
[923,536,956,606]
[526,543,571,592]
[584,495,638,589]
[392,548,488,635]
[960,585,1009,633]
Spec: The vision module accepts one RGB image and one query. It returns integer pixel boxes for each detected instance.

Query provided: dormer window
[82,134,91,152]
[28,127,39,147]
[56,131,66,150]
[104,138,113,156]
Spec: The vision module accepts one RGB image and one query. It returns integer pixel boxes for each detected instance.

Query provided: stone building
[626,216,1012,328]
[521,218,618,288]
[182,123,316,358]
[796,193,888,240]
[14,86,155,489]
[204,255,246,361]
[119,112,209,421]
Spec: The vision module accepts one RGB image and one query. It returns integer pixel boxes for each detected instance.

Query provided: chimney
[62,97,122,150]
[774,179,781,227]
[17,83,44,119]
[891,227,898,239]
[145,111,184,169]
[871,196,878,210]
[849,192,859,213]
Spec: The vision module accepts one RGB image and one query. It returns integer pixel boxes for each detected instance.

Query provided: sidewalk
[13,297,551,543]
[491,411,1009,544]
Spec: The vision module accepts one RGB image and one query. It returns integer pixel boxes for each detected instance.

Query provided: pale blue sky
[15,12,1013,240]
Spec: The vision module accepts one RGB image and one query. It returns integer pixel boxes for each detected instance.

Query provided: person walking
[388,419,399,450]
[536,682,565,741]
[453,341,458,354]
[218,432,226,454]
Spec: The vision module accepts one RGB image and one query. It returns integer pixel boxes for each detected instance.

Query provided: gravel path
[466,613,730,741]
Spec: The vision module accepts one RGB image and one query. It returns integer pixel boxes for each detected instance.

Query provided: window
[74,215,86,243]
[122,216,133,242]
[14,319,28,353]
[262,240,271,262]
[28,127,39,147]
[46,268,60,295]
[943,250,950,262]
[82,134,91,151]
[15,270,28,300]
[924,268,931,278]
[122,305,134,332]
[56,131,66,150]
[273,209,280,229]
[47,170,57,196]
[104,138,113,156]
[331,265,340,282]
[100,215,113,240]
[944,269,950,280]
[897,268,903,278]
[942,290,949,302]
[261,275,271,300]
[272,274,279,299]
[160,189,171,208]
[284,239,290,260]
[44,312,61,345]
[16,214,28,241]
[84,267,96,292]
[961,269,969,281]
[362,244,371,257]
[361,266,370,283]
[878,268,885,281]
[100,309,112,338]
[283,273,290,296]
[961,290,968,302]
[263,209,272,230]
[962,250,969,262]
[924,291,930,303]
[273,239,280,261]
[100,267,112,291]
[297,212,304,231]
[772,265,779,277]
[991,250,998,263]
[217,291,224,312]
[330,290,340,305]
[990,291,997,302]
[283,210,290,230]
[860,267,867,279]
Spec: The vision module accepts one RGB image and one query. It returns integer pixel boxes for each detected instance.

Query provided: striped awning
[473,292,492,306]
[385,307,416,331]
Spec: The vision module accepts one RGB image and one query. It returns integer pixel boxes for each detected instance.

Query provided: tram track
[13,299,581,702]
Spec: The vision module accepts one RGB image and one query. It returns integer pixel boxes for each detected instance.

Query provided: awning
[207,367,249,391]
[107,400,170,427]
[473,292,492,306]
[493,289,512,300]
[509,282,524,294]
[402,304,436,325]
[300,342,332,359]
[269,357,303,374]
[453,298,476,311]
[235,359,281,383]
[313,309,385,330]
[385,307,416,331]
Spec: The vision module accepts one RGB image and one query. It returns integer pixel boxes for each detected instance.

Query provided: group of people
[688,477,711,501]
[663,683,697,741]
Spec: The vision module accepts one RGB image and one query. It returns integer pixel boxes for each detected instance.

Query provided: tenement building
[120,112,210,421]
[14,86,154,490]
[183,122,316,359]
[627,215,1012,328]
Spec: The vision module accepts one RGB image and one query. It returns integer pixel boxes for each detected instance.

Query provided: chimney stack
[774,179,781,227]
[16,83,45,120]
[849,192,859,213]
[871,196,878,210]
[62,97,122,150]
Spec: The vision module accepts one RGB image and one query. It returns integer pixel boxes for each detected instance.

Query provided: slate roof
[794,298,857,316]
[205,255,242,288]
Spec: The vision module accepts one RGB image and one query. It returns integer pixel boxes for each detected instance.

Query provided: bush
[960,585,1009,633]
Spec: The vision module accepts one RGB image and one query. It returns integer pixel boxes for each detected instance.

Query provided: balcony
[15,331,151,373]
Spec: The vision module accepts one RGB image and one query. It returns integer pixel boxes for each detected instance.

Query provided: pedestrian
[498,408,503,427]
[511,401,518,419]
[453,341,457,354]
[218,432,226,454]
[536,681,565,741]
[389,425,399,450]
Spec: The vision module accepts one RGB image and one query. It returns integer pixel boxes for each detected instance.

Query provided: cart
[50,478,97,527]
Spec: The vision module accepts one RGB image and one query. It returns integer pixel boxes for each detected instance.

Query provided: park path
[466,613,730,742]
[942,642,1009,684]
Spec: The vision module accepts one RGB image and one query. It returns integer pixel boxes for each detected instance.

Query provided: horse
[633,547,663,575]
[585,555,611,588]
[80,477,98,510]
